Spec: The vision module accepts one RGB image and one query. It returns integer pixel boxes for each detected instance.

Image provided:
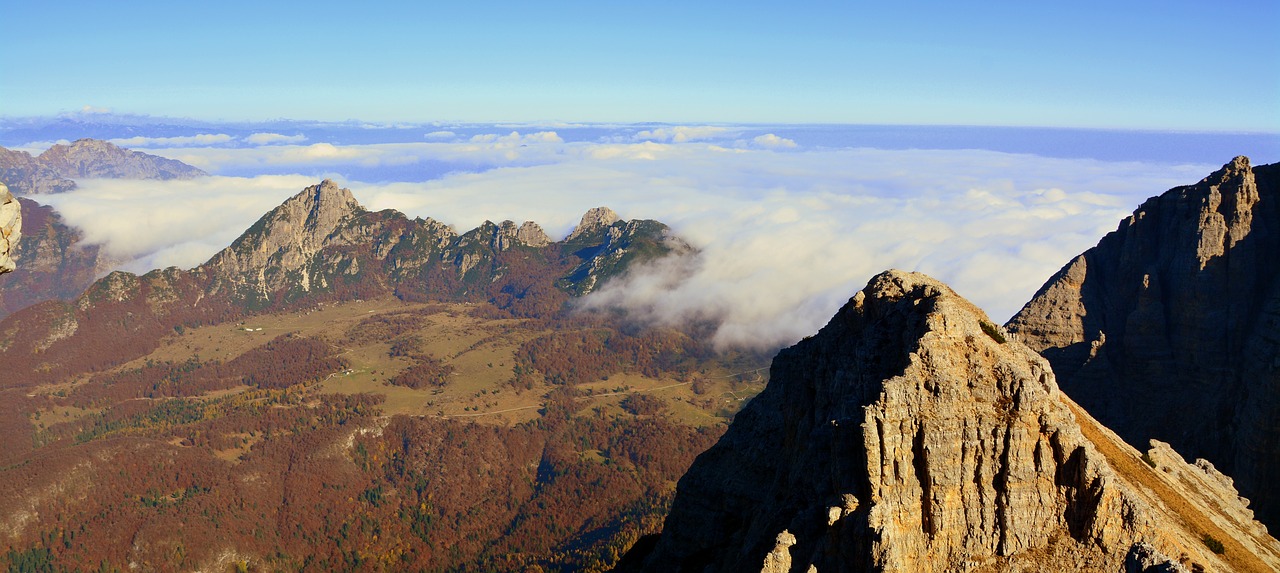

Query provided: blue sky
[4,1,1277,131]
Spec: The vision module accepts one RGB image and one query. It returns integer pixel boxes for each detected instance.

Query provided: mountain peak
[635,269,1280,572]
[565,206,620,242]
[1007,158,1280,531]
[204,180,363,296]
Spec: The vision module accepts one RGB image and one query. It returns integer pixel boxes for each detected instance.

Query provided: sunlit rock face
[0,183,20,274]
[631,270,1280,573]
[1007,157,1280,531]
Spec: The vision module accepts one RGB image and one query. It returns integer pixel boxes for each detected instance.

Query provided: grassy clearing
[92,296,768,429]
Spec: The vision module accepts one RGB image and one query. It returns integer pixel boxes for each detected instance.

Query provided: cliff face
[0,184,20,274]
[1006,157,1280,529]
[635,270,1280,573]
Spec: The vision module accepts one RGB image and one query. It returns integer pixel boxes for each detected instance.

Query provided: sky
[3,1,1278,131]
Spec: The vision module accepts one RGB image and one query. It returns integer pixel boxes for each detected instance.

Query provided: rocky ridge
[0,183,19,273]
[0,139,205,195]
[1006,156,1280,530]
[632,270,1280,573]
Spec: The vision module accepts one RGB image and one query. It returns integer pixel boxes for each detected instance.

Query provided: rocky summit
[629,270,1280,573]
[1007,156,1280,530]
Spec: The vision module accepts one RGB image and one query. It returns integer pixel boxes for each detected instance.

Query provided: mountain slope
[1006,156,1280,529]
[630,270,1280,573]
[0,139,205,195]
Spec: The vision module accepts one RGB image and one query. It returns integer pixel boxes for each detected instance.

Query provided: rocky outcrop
[1006,156,1280,529]
[633,270,1280,573]
[0,184,20,274]
[516,221,551,247]
[0,139,205,195]
[565,206,620,242]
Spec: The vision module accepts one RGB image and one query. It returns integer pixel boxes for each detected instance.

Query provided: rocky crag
[630,270,1280,573]
[0,138,205,195]
[1006,157,1280,530]
[0,183,20,273]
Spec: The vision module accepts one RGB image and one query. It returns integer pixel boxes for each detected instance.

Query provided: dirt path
[1064,399,1271,573]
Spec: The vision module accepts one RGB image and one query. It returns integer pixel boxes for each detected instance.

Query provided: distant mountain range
[0,138,205,195]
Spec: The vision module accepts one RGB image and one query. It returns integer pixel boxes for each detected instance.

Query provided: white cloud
[35,175,319,272]
[423,130,457,141]
[109,133,235,148]
[33,138,1213,352]
[353,146,1208,348]
[468,131,564,145]
[633,126,732,143]
[80,105,111,114]
[749,133,798,149]
[245,132,308,145]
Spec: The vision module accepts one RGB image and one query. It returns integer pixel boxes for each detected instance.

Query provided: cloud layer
[35,133,1212,350]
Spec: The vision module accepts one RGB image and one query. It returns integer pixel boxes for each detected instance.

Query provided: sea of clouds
[32,127,1217,350]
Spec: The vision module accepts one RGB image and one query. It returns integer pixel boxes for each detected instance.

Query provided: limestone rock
[1125,543,1189,573]
[1006,156,1280,529]
[565,206,620,242]
[634,270,1280,573]
[516,221,551,247]
[760,530,796,573]
[205,179,362,297]
[0,183,20,273]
